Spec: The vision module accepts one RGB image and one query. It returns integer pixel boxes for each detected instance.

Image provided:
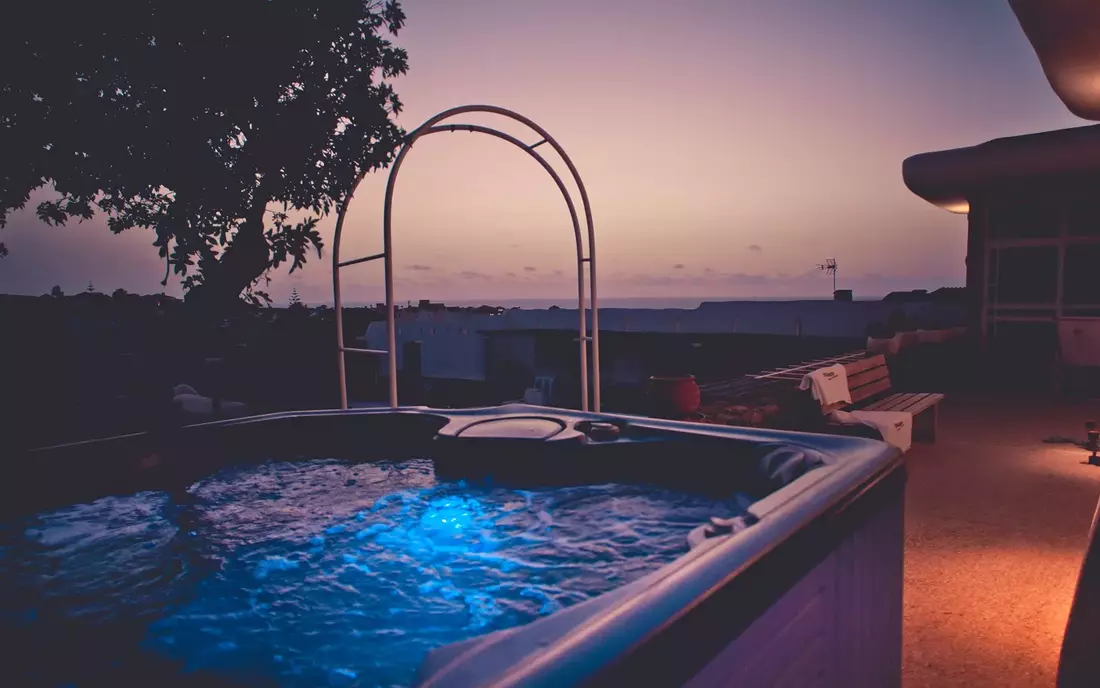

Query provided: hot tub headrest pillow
[757,444,829,491]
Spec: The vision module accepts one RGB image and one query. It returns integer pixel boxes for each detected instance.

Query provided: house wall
[969,179,1100,389]
[480,330,868,410]
[483,333,539,398]
[966,205,986,336]
[365,301,966,384]
[382,316,489,381]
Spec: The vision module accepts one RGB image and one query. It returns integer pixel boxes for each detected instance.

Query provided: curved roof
[904,2,1100,213]
[1010,0,1100,121]
[902,124,1100,212]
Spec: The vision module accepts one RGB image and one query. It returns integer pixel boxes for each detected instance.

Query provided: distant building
[363,299,966,405]
[883,288,965,303]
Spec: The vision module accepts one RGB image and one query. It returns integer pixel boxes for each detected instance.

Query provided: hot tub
[0,404,904,687]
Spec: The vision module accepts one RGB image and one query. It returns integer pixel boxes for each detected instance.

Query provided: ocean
[346,296,868,310]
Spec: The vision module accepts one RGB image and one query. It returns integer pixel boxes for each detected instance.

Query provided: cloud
[406,264,433,271]
[506,271,517,277]
[615,268,961,298]
[673,263,685,269]
[523,266,537,272]
[747,245,763,253]
[552,269,564,276]
[460,270,492,280]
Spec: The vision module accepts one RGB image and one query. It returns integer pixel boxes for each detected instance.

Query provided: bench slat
[864,393,924,412]
[850,377,892,404]
[896,393,944,415]
[903,393,945,415]
[864,392,944,414]
[843,354,887,376]
[846,365,890,390]
[824,377,893,414]
[862,393,918,412]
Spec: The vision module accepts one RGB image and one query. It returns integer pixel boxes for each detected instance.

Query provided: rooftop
[903,124,1100,213]
[903,393,1100,686]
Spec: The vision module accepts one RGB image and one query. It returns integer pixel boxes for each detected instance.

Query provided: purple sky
[0,0,1086,304]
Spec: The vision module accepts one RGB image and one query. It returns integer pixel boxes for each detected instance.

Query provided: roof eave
[903,124,1100,213]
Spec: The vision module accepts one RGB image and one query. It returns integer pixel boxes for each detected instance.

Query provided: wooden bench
[823,354,945,442]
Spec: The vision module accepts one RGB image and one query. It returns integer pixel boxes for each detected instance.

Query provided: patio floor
[903,394,1100,687]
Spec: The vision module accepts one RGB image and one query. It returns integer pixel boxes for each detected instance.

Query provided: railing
[699,350,868,403]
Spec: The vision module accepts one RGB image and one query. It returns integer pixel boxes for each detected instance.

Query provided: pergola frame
[331,105,601,411]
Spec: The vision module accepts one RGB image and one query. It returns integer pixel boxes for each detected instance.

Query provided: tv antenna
[817,258,838,292]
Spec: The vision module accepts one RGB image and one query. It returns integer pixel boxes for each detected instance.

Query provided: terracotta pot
[647,375,701,416]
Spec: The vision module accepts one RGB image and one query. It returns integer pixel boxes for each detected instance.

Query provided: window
[988,246,1058,304]
[1064,244,1100,305]
[987,198,1059,239]
[1066,196,1100,237]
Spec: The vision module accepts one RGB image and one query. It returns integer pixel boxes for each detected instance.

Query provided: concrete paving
[903,394,1100,687]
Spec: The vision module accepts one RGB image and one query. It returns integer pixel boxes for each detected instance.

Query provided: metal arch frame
[332,105,601,412]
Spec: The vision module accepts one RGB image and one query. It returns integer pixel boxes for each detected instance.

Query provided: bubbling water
[3,458,745,687]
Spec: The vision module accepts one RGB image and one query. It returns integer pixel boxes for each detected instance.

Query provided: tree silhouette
[86,281,95,293]
[289,287,304,309]
[49,285,63,298]
[1,1,408,314]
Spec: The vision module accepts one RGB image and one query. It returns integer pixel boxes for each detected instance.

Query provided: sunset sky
[0,0,1087,305]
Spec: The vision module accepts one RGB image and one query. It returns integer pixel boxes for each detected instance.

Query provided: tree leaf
[2,0,409,309]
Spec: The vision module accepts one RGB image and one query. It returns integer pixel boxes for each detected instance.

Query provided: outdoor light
[941,199,971,214]
[1086,420,1099,466]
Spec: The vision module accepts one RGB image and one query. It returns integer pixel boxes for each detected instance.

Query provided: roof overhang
[903,124,1100,213]
[904,2,1100,213]
[1010,0,1100,121]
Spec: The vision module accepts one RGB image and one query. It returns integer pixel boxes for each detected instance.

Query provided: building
[899,2,1100,392]
[363,298,966,407]
[904,125,1100,389]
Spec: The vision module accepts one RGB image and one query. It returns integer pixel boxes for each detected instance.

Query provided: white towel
[799,364,852,408]
[1059,319,1100,367]
[831,409,912,452]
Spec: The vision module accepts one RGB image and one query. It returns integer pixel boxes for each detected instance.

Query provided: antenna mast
[817,258,838,293]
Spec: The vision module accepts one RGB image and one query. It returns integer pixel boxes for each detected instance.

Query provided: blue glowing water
[0,459,744,687]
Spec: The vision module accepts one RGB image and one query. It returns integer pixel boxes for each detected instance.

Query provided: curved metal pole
[332,168,371,410]
[399,105,601,411]
[425,125,586,394]
[382,124,587,409]
[332,111,596,410]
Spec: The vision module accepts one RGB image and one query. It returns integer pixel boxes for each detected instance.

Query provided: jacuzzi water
[0,458,746,687]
